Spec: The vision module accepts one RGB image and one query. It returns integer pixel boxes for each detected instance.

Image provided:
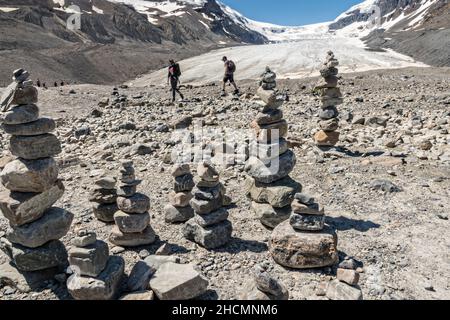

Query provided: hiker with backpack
[167,59,184,103]
[222,56,239,96]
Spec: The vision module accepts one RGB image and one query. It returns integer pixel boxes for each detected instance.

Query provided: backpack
[226,60,236,73]
[170,63,181,78]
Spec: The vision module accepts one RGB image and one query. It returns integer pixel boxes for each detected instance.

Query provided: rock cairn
[164,163,195,223]
[109,160,156,247]
[323,259,362,300]
[67,230,124,300]
[240,263,289,300]
[314,51,342,147]
[91,176,118,222]
[245,67,301,229]
[269,193,338,269]
[0,69,73,273]
[183,161,232,249]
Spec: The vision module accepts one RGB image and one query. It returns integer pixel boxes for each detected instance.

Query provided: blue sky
[220,0,363,26]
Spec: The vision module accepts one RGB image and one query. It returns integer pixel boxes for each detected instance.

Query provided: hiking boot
[233,89,240,95]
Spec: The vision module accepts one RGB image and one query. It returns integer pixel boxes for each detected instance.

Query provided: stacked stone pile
[269,193,338,269]
[91,176,118,222]
[164,163,195,223]
[109,160,156,247]
[0,69,73,273]
[245,67,301,229]
[321,258,363,300]
[183,161,232,249]
[314,51,342,147]
[67,230,124,300]
[240,262,289,300]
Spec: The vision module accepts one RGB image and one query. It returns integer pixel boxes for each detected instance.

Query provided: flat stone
[92,203,118,222]
[2,104,39,125]
[168,191,193,207]
[72,231,97,248]
[325,280,363,300]
[337,268,360,286]
[321,97,343,108]
[113,211,150,233]
[319,118,339,132]
[251,120,288,143]
[254,109,283,125]
[239,279,289,300]
[290,213,325,231]
[314,130,340,147]
[10,134,62,160]
[245,176,301,208]
[2,117,55,136]
[257,87,284,109]
[320,87,342,99]
[253,264,289,299]
[183,219,232,249]
[269,220,338,269]
[128,255,180,292]
[320,67,338,78]
[0,238,68,272]
[195,178,220,188]
[190,196,223,215]
[94,177,116,190]
[251,202,291,229]
[294,193,315,205]
[245,150,296,184]
[0,262,59,293]
[170,163,191,177]
[117,184,137,197]
[117,193,150,214]
[0,180,65,227]
[120,291,154,300]
[0,158,59,193]
[197,161,219,182]
[315,75,338,89]
[319,106,339,120]
[164,204,194,223]
[174,174,195,192]
[192,184,225,201]
[6,207,73,248]
[68,240,109,277]
[291,199,324,215]
[89,188,117,204]
[109,225,156,247]
[193,208,229,227]
[67,256,124,300]
[150,262,209,300]
[249,139,288,161]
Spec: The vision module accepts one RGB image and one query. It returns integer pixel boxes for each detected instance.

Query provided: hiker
[60,80,65,86]
[222,56,239,96]
[167,59,184,103]
[36,79,41,87]
[54,81,58,87]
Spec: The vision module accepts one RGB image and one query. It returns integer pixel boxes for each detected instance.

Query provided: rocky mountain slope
[0,0,267,86]
[329,0,450,67]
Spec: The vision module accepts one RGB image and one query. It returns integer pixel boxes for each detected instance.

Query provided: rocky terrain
[0,65,449,300]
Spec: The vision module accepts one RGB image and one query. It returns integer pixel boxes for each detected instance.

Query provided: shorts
[223,74,234,83]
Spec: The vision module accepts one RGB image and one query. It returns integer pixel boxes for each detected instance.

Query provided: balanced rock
[6,207,73,248]
[69,240,109,277]
[9,134,62,160]
[0,238,68,272]
[0,158,59,193]
[2,117,55,136]
[1,104,39,125]
[269,220,338,269]
[67,256,125,300]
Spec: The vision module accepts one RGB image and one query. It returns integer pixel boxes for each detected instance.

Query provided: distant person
[167,59,184,103]
[54,81,58,87]
[43,82,47,89]
[60,80,65,86]
[221,56,239,96]
[36,79,41,87]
